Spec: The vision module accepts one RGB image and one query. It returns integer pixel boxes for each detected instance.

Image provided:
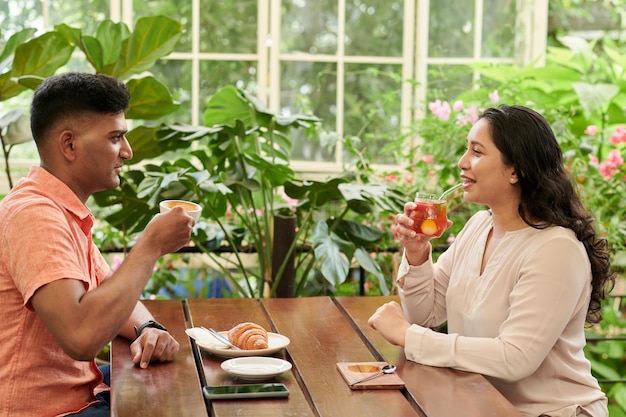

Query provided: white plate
[221,357,292,381]
[185,327,290,358]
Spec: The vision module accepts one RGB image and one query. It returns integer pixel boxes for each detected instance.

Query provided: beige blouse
[398,210,607,417]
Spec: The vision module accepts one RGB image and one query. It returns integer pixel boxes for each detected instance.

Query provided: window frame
[34,0,550,173]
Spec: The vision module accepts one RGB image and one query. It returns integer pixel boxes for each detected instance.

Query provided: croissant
[228,322,269,350]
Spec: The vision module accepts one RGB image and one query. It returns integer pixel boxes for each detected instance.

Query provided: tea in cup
[159,200,202,221]
[408,193,447,237]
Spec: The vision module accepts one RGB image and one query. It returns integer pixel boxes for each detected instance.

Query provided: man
[0,72,195,416]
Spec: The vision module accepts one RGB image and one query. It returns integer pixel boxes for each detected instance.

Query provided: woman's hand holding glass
[395,200,452,266]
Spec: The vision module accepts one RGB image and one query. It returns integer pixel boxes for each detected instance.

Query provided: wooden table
[110,299,207,417]
[111,296,521,417]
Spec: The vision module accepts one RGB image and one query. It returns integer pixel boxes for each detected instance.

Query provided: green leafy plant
[93,85,406,298]
[0,15,183,188]
[0,28,74,187]
[54,16,183,119]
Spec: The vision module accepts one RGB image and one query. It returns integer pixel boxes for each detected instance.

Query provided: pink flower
[607,148,624,166]
[428,99,451,121]
[584,125,598,136]
[452,100,464,112]
[598,149,624,180]
[422,154,434,164]
[383,174,398,183]
[610,125,626,145]
[489,90,499,103]
[111,254,124,271]
[456,105,481,126]
[279,189,298,207]
[589,155,599,166]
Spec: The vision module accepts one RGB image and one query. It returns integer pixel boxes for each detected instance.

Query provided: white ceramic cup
[159,200,202,221]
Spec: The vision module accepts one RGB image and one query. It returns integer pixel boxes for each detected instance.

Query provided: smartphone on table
[203,383,289,400]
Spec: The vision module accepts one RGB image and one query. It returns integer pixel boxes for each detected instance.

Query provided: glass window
[281,61,338,162]
[281,0,339,55]
[2,0,548,169]
[427,65,475,102]
[428,0,475,58]
[482,0,516,58]
[199,60,259,104]
[199,1,258,54]
[0,0,44,35]
[342,63,402,164]
[345,0,404,57]
[49,0,109,33]
[150,59,193,125]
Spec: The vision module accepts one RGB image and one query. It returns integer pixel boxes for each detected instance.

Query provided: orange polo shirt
[0,166,110,417]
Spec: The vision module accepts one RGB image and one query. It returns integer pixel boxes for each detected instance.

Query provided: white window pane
[151,59,194,124]
[345,0,404,57]
[281,61,337,162]
[133,0,193,52]
[281,0,339,54]
[343,63,402,165]
[0,0,43,34]
[482,0,516,58]
[428,0,475,57]
[49,0,109,32]
[199,1,258,53]
[426,65,475,102]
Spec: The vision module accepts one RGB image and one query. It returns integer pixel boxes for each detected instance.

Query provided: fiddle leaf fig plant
[0,28,74,188]
[0,15,183,190]
[55,15,183,119]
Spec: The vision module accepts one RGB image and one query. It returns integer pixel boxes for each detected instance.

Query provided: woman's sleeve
[397,239,455,328]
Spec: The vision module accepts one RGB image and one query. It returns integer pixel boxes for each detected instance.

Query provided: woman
[369,105,614,417]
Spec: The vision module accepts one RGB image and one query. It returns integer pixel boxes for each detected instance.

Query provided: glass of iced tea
[408,192,447,237]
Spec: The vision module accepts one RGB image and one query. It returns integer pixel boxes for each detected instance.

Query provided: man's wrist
[134,320,167,338]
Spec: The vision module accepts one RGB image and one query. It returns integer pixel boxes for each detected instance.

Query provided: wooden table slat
[111,299,207,417]
[186,297,316,417]
[262,297,425,417]
[335,296,522,417]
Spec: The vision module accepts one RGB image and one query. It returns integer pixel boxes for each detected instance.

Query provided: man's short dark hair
[30,72,130,144]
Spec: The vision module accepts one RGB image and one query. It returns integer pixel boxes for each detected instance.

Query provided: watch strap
[134,320,168,338]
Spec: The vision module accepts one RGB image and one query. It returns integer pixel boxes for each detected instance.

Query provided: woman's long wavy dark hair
[480,105,614,325]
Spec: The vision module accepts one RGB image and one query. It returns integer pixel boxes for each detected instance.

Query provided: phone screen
[203,383,289,400]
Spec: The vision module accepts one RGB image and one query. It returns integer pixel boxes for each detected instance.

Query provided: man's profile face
[69,112,132,199]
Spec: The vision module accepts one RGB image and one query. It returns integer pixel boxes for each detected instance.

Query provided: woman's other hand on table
[368,301,410,347]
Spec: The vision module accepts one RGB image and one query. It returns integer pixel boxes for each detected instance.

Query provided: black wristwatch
[134,320,168,338]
